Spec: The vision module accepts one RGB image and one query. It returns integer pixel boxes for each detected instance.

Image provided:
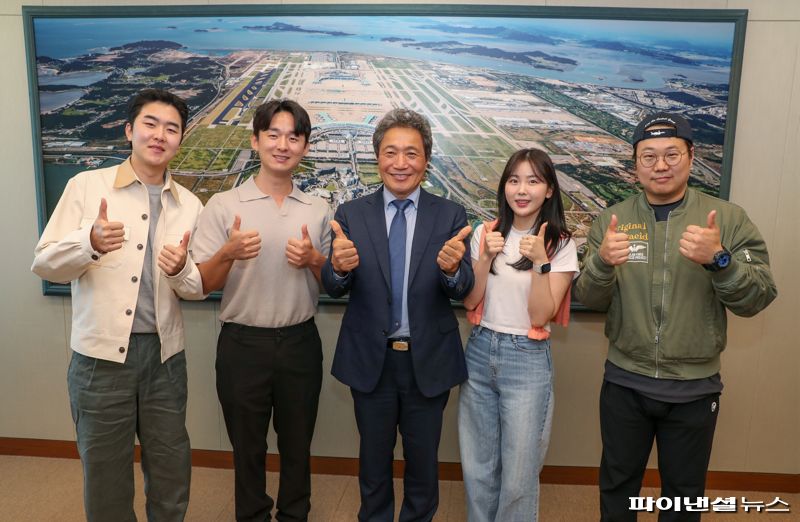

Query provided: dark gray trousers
[68,334,191,522]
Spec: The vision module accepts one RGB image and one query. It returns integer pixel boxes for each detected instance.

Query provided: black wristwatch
[532,262,551,274]
[703,249,731,272]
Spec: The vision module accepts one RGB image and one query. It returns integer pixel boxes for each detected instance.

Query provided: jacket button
[91,254,99,260]
[141,214,148,220]
[131,276,138,283]
[125,309,132,316]
[137,244,144,250]
[119,347,125,353]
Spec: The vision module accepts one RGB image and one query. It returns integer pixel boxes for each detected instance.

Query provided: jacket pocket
[662,296,725,360]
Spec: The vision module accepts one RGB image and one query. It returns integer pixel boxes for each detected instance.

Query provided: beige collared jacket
[32,158,205,363]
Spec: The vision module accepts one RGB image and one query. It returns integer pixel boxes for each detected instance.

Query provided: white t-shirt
[471,223,579,335]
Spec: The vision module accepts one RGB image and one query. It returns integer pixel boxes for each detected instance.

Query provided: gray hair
[372,108,433,159]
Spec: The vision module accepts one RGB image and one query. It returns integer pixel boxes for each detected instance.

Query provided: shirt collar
[382,185,421,210]
[237,176,312,205]
[113,157,182,204]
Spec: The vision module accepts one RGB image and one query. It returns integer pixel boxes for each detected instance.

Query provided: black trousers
[599,381,720,522]
[351,347,450,522]
[216,319,323,522]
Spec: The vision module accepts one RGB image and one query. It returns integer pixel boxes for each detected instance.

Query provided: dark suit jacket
[322,187,474,398]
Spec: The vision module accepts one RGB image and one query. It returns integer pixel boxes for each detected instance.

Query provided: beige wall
[1,0,796,476]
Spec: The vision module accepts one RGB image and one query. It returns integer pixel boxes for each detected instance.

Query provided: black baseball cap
[632,112,693,148]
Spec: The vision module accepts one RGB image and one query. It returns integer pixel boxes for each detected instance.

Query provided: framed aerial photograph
[24,4,747,298]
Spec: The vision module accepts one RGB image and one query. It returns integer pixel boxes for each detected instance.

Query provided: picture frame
[24,4,748,303]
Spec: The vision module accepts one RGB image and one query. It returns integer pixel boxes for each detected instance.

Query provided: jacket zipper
[654,213,670,378]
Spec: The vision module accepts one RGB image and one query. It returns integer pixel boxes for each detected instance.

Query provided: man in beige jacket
[32,89,204,522]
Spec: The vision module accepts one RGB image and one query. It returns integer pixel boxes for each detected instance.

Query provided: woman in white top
[459,148,578,522]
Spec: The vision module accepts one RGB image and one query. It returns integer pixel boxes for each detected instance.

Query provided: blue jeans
[68,334,191,522]
[458,326,554,522]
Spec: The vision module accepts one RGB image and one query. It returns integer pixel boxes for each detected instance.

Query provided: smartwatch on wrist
[532,262,551,274]
[703,249,731,272]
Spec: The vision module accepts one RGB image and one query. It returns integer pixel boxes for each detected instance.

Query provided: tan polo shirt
[192,176,331,328]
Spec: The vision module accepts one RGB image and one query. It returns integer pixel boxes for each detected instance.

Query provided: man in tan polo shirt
[191,100,330,522]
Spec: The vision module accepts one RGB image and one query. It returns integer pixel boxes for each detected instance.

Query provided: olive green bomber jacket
[574,188,777,380]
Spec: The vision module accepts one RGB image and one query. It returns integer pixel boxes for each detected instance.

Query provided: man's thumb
[454,225,472,241]
[181,230,191,247]
[707,210,717,229]
[231,214,241,232]
[607,214,618,233]
[331,219,346,240]
[301,224,310,240]
[98,198,108,221]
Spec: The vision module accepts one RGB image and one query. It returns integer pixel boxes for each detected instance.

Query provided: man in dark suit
[322,108,474,521]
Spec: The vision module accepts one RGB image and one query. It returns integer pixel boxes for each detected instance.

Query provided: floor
[0,456,794,521]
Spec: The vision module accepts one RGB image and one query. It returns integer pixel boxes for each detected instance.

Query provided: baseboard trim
[1,437,796,493]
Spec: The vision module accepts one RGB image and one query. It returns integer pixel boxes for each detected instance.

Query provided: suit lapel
[365,187,391,290]
[408,189,439,288]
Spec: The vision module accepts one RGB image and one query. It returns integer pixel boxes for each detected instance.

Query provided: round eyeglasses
[637,150,688,168]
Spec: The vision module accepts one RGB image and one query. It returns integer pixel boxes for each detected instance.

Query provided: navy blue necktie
[389,199,412,333]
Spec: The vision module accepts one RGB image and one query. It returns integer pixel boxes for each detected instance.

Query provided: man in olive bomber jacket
[574,112,777,522]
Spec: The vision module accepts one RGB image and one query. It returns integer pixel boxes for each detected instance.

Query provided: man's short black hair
[252,99,312,143]
[127,89,189,134]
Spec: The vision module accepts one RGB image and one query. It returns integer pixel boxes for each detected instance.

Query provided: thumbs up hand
[286,224,318,269]
[90,198,125,254]
[519,222,549,265]
[222,214,261,261]
[679,210,723,264]
[437,225,472,276]
[481,229,505,261]
[330,219,359,274]
[158,231,190,276]
[598,214,630,266]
